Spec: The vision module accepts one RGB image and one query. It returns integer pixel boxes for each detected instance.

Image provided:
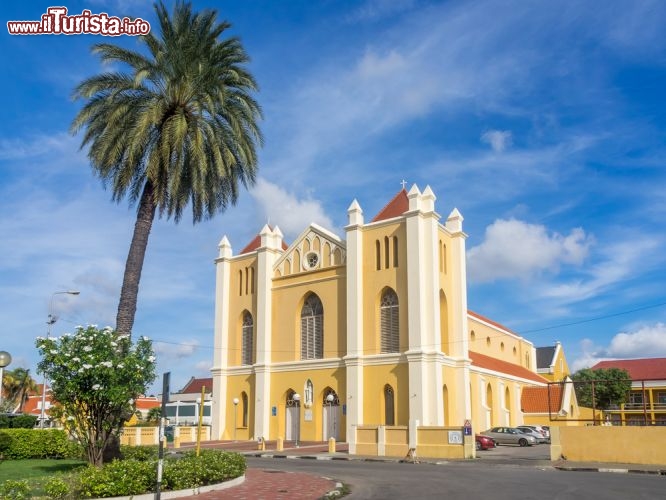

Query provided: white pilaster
[254,225,282,440]
[344,199,364,452]
[211,236,232,439]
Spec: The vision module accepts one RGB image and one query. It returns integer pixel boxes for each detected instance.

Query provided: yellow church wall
[225,372,256,440]
[270,267,346,363]
[362,362,409,425]
[226,255,258,366]
[468,370,523,431]
[468,316,534,369]
[437,226,454,354]
[360,221,409,355]
[267,367,346,442]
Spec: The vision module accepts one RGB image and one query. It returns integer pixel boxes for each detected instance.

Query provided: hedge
[0,429,82,459]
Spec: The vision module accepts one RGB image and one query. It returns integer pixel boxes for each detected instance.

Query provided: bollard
[257,437,266,451]
[328,437,336,454]
[277,437,284,451]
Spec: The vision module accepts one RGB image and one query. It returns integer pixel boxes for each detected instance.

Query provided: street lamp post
[0,351,12,408]
[232,398,239,441]
[40,290,80,428]
[326,393,335,440]
[293,393,301,447]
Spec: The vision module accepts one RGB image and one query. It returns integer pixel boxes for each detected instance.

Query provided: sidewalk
[176,440,666,499]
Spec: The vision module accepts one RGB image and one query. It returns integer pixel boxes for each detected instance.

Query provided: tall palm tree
[71,1,262,337]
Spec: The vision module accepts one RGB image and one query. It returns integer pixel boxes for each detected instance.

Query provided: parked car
[475,434,496,451]
[481,427,537,447]
[516,426,548,444]
[518,425,550,443]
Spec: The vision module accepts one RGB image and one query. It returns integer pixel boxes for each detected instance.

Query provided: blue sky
[2,0,665,394]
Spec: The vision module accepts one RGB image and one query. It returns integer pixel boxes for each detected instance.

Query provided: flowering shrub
[36,325,156,466]
[162,449,247,490]
[120,444,158,461]
[44,477,70,499]
[76,459,156,498]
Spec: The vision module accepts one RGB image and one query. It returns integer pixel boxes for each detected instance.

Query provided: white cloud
[467,219,592,282]
[481,130,513,152]
[250,177,334,238]
[347,0,416,22]
[153,339,200,359]
[571,323,666,371]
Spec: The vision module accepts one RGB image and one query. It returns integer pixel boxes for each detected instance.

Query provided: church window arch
[380,288,399,353]
[241,311,254,365]
[384,384,395,425]
[301,293,323,359]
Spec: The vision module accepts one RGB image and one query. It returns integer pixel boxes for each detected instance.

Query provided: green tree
[36,325,156,466]
[146,406,163,423]
[2,368,38,413]
[571,367,632,410]
[70,1,262,338]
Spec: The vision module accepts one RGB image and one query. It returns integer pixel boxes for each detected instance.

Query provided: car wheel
[518,438,528,447]
[476,441,481,451]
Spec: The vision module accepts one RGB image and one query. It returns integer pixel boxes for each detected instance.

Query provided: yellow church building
[210,184,576,453]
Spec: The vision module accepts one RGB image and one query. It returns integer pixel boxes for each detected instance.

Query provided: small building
[536,341,571,382]
[165,377,212,426]
[590,358,666,426]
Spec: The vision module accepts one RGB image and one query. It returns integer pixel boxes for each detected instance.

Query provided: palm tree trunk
[115,181,157,338]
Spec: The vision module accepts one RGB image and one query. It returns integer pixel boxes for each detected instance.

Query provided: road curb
[554,466,666,475]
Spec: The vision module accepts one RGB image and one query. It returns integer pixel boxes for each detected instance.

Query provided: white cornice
[470,365,547,386]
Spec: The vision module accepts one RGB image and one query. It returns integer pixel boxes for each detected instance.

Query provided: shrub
[120,444,158,461]
[0,432,12,455]
[10,415,38,429]
[162,450,246,491]
[0,429,82,459]
[44,477,69,499]
[0,479,31,499]
[75,460,156,499]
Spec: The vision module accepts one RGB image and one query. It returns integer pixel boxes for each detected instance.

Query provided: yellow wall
[227,254,258,366]
[468,316,533,368]
[361,221,408,355]
[551,425,666,465]
[270,267,345,362]
[363,362,409,425]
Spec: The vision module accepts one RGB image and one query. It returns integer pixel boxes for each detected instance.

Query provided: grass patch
[0,459,86,496]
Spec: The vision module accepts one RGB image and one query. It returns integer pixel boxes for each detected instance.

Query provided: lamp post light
[40,290,80,429]
[0,351,12,408]
[326,393,335,440]
[232,397,239,441]
[293,393,301,447]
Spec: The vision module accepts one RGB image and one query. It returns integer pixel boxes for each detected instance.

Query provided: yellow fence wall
[551,426,666,465]
[355,425,468,459]
[120,426,211,446]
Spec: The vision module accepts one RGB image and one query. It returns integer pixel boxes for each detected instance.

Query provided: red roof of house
[371,189,409,222]
[136,397,161,410]
[590,358,666,380]
[179,377,213,394]
[469,351,547,384]
[468,310,519,336]
[239,231,289,255]
[521,385,563,413]
[22,395,45,416]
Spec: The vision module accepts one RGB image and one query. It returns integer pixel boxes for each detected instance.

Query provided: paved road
[245,456,665,499]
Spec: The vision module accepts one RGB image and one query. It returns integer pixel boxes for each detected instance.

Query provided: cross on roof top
[400,179,407,190]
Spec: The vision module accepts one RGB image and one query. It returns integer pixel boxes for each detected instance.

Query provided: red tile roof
[371,189,409,222]
[136,397,161,410]
[179,377,213,394]
[469,351,547,384]
[239,231,289,254]
[590,358,666,380]
[468,310,519,336]
[521,385,563,413]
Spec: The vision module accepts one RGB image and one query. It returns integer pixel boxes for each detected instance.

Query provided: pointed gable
[371,189,409,222]
[274,223,346,277]
[239,230,289,255]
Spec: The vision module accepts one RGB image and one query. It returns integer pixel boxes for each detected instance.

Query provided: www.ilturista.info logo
[7,7,151,36]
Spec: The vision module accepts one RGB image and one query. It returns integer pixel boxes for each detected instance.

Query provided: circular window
[304,251,319,270]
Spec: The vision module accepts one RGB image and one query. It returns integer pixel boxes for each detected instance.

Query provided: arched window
[301,294,323,359]
[241,311,253,365]
[384,385,395,425]
[384,236,390,269]
[241,392,249,427]
[375,240,381,270]
[393,236,399,267]
[380,289,399,353]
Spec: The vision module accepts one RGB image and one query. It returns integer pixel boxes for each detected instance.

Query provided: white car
[517,425,550,443]
[481,427,537,447]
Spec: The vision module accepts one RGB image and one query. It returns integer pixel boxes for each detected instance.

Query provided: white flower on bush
[147,355,156,363]
[72,357,80,362]
[82,364,92,370]
[92,384,101,390]
[100,361,112,368]
[83,346,93,352]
